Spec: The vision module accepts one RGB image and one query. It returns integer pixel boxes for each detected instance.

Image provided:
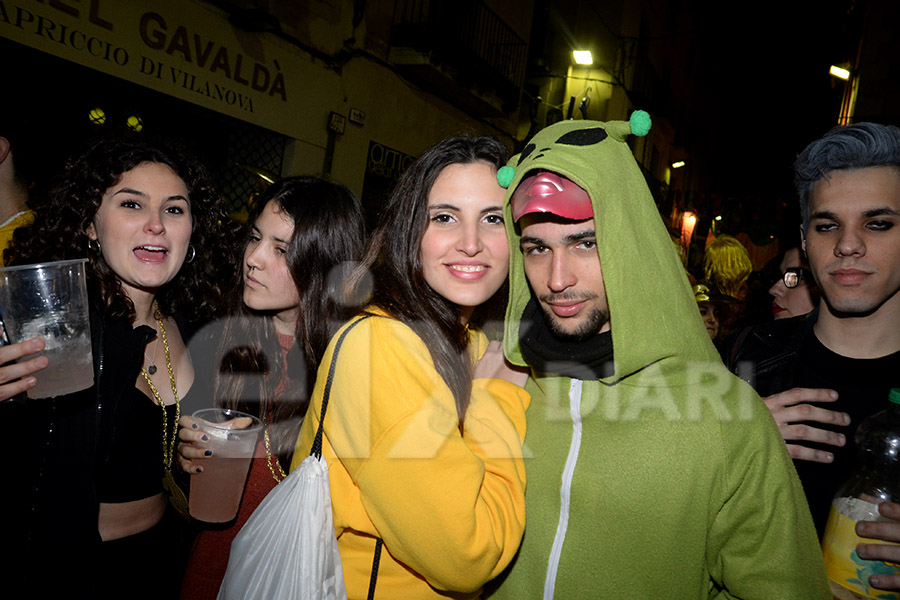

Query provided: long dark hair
[215,176,366,468]
[6,138,235,323]
[348,135,509,427]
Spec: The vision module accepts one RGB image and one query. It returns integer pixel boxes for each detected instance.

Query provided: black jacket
[3,308,193,597]
[722,309,819,396]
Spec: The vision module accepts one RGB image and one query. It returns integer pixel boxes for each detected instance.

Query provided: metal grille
[220,122,287,219]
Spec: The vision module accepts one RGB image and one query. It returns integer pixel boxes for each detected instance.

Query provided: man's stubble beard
[542,305,610,342]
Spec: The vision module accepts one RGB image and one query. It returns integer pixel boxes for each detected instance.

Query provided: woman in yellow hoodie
[292,135,530,599]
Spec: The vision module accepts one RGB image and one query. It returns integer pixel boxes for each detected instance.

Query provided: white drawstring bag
[217,453,347,600]
[217,317,379,600]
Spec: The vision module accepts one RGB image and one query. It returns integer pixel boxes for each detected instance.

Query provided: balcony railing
[391,0,527,110]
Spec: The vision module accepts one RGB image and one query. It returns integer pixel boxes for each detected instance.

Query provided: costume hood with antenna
[499,111,718,382]
[487,113,828,599]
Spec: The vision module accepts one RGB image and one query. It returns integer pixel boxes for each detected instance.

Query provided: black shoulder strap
[307,314,383,597]
[368,538,384,600]
[310,314,373,459]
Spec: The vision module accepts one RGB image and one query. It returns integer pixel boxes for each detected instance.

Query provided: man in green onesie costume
[486,112,830,598]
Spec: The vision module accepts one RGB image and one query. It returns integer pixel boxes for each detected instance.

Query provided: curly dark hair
[6,138,237,323]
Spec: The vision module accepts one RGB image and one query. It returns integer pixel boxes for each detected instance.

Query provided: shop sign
[366,141,414,181]
[0,0,316,138]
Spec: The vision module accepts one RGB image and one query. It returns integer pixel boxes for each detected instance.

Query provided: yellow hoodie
[292,309,530,599]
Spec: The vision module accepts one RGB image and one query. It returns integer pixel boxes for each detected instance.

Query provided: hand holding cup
[0,337,49,401]
[186,408,262,523]
[178,414,258,473]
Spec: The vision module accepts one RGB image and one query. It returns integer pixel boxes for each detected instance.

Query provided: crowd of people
[1,113,899,599]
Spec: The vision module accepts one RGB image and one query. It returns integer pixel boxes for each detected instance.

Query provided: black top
[723,310,900,537]
[2,309,198,597]
[792,334,900,536]
[96,388,180,503]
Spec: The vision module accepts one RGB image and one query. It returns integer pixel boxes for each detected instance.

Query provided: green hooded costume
[488,114,829,599]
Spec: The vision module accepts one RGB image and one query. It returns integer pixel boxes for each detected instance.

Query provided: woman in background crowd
[177,176,366,599]
[702,234,753,336]
[693,282,732,345]
[769,246,818,320]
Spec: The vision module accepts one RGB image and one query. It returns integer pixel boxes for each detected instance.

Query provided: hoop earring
[186,245,196,263]
[87,238,101,252]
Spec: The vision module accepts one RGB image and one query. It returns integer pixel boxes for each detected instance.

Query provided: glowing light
[88,107,106,125]
[829,65,850,80]
[715,215,722,221]
[671,161,685,169]
[126,115,143,132]
[573,50,593,65]
[681,211,698,259]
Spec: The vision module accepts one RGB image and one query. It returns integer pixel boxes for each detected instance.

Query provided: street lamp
[573,50,593,65]
[829,64,857,125]
[829,65,850,80]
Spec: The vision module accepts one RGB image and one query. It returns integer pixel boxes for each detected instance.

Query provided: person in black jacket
[724,122,900,591]
[1,138,237,598]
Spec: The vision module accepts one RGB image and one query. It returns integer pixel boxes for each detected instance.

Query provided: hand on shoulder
[762,387,848,463]
[474,341,529,388]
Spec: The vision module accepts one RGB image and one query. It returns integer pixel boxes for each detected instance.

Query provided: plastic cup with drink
[0,258,93,399]
[189,408,263,523]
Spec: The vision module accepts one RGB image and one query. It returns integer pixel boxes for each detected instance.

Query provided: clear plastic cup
[189,408,263,523]
[0,258,93,399]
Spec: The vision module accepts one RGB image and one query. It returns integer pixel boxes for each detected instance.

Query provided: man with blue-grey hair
[726,121,900,594]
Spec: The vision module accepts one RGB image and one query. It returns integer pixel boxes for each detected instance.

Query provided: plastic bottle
[821,388,900,600]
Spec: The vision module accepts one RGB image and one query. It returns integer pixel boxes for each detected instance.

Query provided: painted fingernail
[195,466,203,473]
[204,450,213,456]
[191,423,198,429]
[201,435,209,441]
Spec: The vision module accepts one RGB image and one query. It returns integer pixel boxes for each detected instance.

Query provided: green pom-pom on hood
[497,165,516,188]
[630,110,652,137]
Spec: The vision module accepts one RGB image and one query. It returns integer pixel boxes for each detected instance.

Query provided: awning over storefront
[0,0,339,145]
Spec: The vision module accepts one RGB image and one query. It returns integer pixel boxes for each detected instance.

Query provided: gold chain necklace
[264,413,286,483]
[139,301,188,516]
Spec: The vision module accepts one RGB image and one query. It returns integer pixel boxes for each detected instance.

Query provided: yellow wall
[1,0,524,198]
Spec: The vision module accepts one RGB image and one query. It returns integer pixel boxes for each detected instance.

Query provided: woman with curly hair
[2,138,236,598]
[176,176,366,599]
